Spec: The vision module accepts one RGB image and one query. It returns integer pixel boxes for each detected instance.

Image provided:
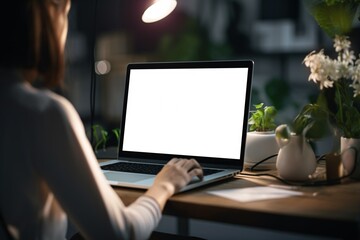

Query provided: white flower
[350,79,360,97]
[303,50,337,89]
[333,35,351,52]
[341,49,356,65]
[351,64,360,97]
[337,60,352,79]
[356,55,360,66]
[329,59,341,80]
[304,35,360,95]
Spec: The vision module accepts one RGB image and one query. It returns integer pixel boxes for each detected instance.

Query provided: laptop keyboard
[101,162,222,176]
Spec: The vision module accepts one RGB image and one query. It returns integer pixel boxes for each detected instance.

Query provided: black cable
[239,172,344,186]
[250,153,327,172]
[90,0,98,146]
[242,150,358,187]
[250,154,278,171]
[316,154,327,163]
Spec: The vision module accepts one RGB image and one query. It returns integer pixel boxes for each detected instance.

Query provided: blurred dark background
[63,0,360,147]
[63,1,359,238]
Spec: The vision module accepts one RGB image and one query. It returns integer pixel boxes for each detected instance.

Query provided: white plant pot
[276,134,317,181]
[244,131,279,170]
[341,137,360,180]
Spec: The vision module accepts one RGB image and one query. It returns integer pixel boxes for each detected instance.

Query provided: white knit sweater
[0,69,161,240]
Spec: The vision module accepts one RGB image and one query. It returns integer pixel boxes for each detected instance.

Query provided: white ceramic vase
[276,134,317,181]
[244,131,279,169]
[341,137,360,179]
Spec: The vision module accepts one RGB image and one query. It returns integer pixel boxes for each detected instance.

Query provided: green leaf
[292,103,332,139]
[305,1,359,37]
[112,128,121,145]
[254,103,264,109]
[92,124,109,151]
[248,103,277,131]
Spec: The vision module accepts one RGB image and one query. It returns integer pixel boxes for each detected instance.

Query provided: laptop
[100,60,254,192]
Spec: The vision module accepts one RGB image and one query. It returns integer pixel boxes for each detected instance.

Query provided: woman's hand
[155,158,204,194]
[145,158,203,210]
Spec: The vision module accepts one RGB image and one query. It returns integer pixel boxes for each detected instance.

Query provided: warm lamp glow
[142,0,177,23]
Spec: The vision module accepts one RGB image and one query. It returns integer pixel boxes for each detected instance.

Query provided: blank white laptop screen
[122,67,249,160]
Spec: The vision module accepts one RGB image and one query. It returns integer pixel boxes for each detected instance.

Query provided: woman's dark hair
[0,0,66,87]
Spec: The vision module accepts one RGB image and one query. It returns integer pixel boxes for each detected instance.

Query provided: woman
[0,0,203,239]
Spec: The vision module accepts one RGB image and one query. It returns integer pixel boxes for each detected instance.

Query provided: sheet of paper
[208,186,303,202]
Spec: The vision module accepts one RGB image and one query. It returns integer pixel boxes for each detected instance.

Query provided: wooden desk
[112,173,360,240]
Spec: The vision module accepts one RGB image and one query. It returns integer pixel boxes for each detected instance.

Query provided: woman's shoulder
[28,87,85,141]
[19,83,74,115]
[11,81,80,125]
[37,89,79,123]
[0,70,80,126]
[41,89,73,112]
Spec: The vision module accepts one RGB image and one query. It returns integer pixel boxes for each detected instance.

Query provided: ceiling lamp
[142,0,177,23]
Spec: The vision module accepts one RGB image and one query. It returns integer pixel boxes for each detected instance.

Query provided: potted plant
[92,124,120,158]
[303,0,360,180]
[302,34,360,179]
[275,104,331,181]
[244,103,279,170]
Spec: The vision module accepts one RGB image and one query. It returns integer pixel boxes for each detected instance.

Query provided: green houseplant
[92,124,120,155]
[248,103,277,132]
[303,35,360,138]
[92,125,109,153]
[303,34,360,179]
[302,0,360,179]
[245,103,279,169]
[304,0,360,38]
[274,103,331,153]
[274,104,330,181]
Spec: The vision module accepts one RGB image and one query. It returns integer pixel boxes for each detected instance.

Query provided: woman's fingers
[168,158,204,180]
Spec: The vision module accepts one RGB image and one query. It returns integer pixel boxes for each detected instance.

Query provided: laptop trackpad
[104,172,152,183]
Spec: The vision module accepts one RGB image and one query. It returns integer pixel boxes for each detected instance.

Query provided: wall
[63,2,358,238]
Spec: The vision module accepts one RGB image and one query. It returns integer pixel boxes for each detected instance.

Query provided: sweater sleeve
[124,196,162,240]
[32,92,162,240]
